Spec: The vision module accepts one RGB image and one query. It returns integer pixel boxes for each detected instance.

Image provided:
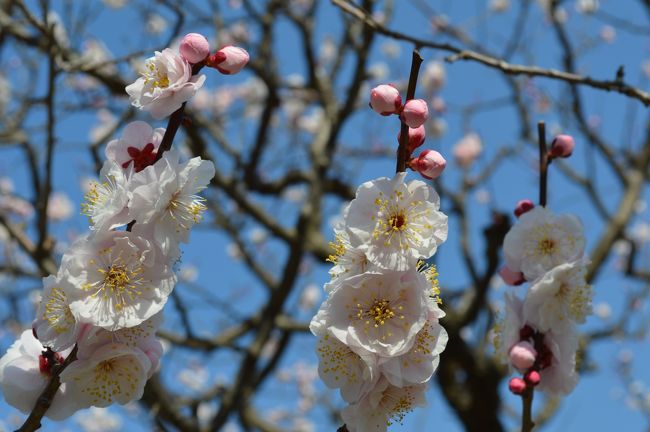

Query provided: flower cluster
[0,33,248,420]
[311,168,449,431]
[494,202,593,396]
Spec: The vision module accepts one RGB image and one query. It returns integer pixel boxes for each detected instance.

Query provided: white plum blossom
[105,121,164,173]
[503,206,585,281]
[62,232,176,330]
[327,228,371,280]
[378,300,448,387]
[345,173,448,271]
[314,331,379,403]
[77,313,164,378]
[341,377,427,432]
[81,161,131,232]
[60,342,151,407]
[523,258,593,331]
[0,330,80,420]
[126,48,206,119]
[128,150,215,256]
[34,275,89,352]
[535,326,579,396]
[316,270,430,357]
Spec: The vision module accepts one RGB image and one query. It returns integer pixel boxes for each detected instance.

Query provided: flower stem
[538,121,548,207]
[396,50,423,173]
[17,345,78,432]
[521,385,535,432]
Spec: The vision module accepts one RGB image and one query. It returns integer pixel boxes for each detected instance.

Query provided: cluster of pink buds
[179,33,249,74]
[368,84,446,180]
[507,326,549,395]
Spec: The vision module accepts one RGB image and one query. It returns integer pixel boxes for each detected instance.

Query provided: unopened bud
[499,266,525,286]
[411,149,446,179]
[207,46,249,75]
[508,377,527,395]
[549,134,575,158]
[179,33,210,64]
[509,341,537,371]
[398,125,426,153]
[525,370,541,386]
[514,199,535,218]
[369,84,402,116]
[400,99,429,128]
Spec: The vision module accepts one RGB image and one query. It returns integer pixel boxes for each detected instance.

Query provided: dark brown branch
[538,121,548,207]
[396,50,423,173]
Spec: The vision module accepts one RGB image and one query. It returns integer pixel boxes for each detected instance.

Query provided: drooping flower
[62,232,176,330]
[341,377,427,432]
[128,150,215,256]
[345,172,447,271]
[60,342,151,408]
[104,121,165,173]
[378,299,448,387]
[503,206,585,281]
[33,275,90,352]
[523,258,592,331]
[125,48,206,119]
[81,160,131,232]
[315,269,430,357]
[0,330,80,420]
[327,228,371,280]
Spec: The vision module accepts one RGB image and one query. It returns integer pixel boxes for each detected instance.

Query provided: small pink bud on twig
[179,33,210,64]
[207,46,249,75]
[369,84,402,116]
[400,99,429,128]
[525,370,541,386]
[509,341,537,371]
[499,266,525,286]
[508,377,527,395]
[514,199,535,218]
[411,149,446,179]
[398,125,426,153]
[549,134,575,158]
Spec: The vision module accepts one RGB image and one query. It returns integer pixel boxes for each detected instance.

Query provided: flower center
[103,265,131,290]
[363,298,396,327]
[166,191,207,230]
[123,143,157,172]
[537,238,556,255]
[389,213,407,230]
[142,61,170,89]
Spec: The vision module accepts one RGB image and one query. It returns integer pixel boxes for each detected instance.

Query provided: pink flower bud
[400,99,429,128]
[179,33,210,64]
[525,370,541,386]
[508,377,527,395]
[397,125,426,153]
[509,341,537,371]
[411,149,446,179]
[499,266,525,286]
[369,84,402,116]
[207,46,249,75]
[549,134,575,158]
[514,199,535,218]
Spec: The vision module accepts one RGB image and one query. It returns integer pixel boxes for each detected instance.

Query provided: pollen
[42,287,75,334]
[357,298,396,328]
[141,61,170,89]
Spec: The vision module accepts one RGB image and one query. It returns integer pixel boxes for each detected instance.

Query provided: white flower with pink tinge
[314,269,430,357]
[81,160,131,233]
[378,299,448,387]
[503,206,585,281]
[523,258,593,331]
[126,48,206,120]
[60,342,151,408]
[61,231,176,330]
[327,228,372,281]
[128,150,215,257]
[77,313,164,378]
[105,121,165,174]
[341,377,427,432]
[33,274,91,352]
[0,330,80,420]
[345,172,447,271]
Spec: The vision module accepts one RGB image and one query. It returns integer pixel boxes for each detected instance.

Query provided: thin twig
[537,121,548,207]
[396,50,423,173]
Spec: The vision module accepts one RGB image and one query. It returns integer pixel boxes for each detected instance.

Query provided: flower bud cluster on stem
[314,50,450,432]
[2,32,249,430]
[493,125,591,432]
